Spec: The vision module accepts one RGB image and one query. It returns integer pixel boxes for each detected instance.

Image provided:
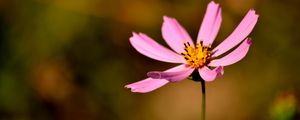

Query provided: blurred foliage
[270,91,297,120]
[0,0,300,120]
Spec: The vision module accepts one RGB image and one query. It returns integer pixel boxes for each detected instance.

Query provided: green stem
[190,70,206,120]
[200,79,206,120]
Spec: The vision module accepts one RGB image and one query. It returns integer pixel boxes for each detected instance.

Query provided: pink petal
[209,38,252,67]
[198,66,224,82]
[212,9,258,57]
[125,78,169,93]
[130,32,185,63]
[125,64,188,93]
[147,66,194,82]
[197,1,222,46]
[162,16,194,53]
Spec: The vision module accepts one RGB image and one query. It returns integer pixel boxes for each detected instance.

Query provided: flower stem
[190,70,206,120]
[200,79,206,120]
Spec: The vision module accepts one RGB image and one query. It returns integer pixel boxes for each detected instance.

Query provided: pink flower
[126,1,258,93]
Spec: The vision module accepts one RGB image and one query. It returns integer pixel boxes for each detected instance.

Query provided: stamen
[184,49,188,52]
[180,40,212,69]
[184,43,187,47]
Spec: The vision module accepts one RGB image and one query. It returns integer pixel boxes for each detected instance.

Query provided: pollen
[181,41,212,69]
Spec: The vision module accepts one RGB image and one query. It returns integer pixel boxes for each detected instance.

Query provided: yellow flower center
[181,41,212,69]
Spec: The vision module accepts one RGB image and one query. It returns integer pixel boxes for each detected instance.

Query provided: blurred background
[0,0,300,120]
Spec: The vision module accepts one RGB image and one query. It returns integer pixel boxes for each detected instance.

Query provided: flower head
[126,1,259,93]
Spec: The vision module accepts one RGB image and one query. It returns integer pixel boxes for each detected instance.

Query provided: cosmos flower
[126,1,259,93]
